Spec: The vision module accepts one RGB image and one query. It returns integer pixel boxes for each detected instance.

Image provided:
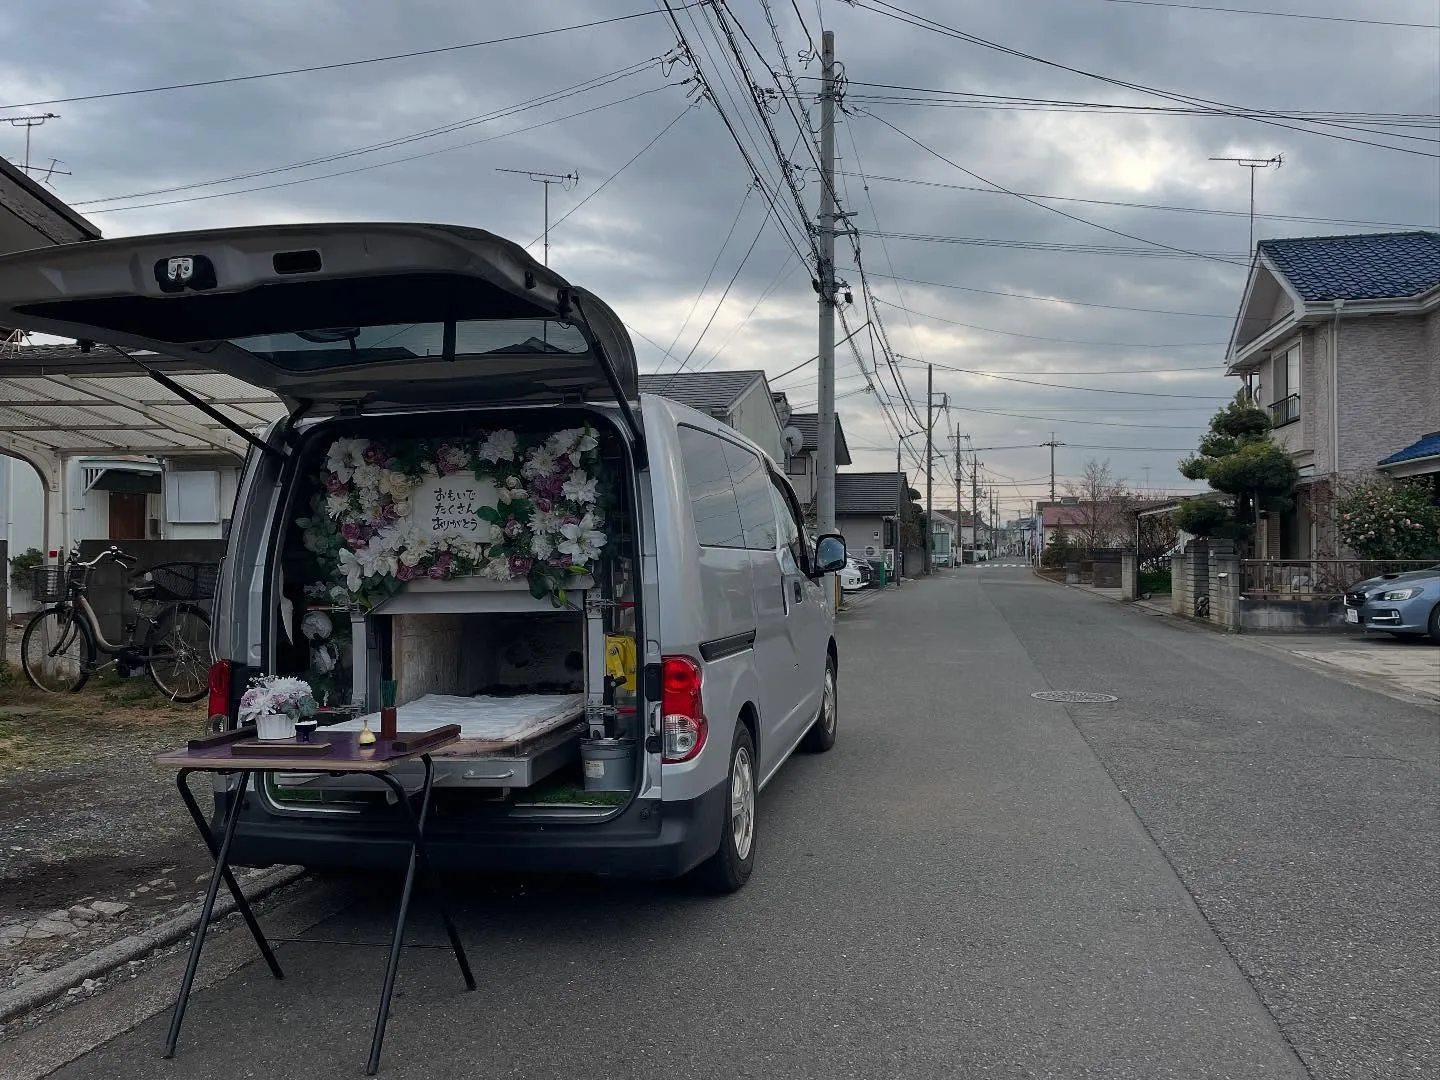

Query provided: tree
[1335,476,1440,560]
[1137,514,1180,571]
[1175,393,1299,555]
[1062,459,1135,555]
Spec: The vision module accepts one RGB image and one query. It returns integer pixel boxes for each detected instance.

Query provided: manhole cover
[1031,690,1118,703]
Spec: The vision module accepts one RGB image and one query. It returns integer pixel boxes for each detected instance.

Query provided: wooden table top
[155,724,461,773]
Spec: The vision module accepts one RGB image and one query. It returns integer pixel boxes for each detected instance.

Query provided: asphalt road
[17,569,1439,1079]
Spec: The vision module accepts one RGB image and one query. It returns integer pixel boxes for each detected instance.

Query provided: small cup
[295,719,318,743]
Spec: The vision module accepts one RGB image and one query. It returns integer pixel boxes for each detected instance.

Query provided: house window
[1269,343,1301,427]
[786,455,807,476]
[165,470,221,524]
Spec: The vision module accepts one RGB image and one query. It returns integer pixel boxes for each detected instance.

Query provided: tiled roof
[1379,431,1440,466]
[1041,506,1089,527]
[637,369,766,414]
[836,471,907,515]
[1258,231,1440,302]
[787,412,852,465]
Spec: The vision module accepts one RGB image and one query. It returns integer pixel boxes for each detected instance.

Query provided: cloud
[1,0,1435,515]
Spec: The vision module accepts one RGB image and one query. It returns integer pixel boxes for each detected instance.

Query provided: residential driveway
[1245,632,1440,703]
[5,568,1435,1080]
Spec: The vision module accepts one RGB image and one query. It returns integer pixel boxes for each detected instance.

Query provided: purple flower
[362,445,388,467]
[536,498,552,513]
[341,522,363,543]
[504,517,523,539]
[509,556,533,578]
[396,563,418,582]
[427,564,446,580]
[325,474,347,495]
[550,556,569,568]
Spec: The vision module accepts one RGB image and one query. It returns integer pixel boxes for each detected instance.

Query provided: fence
[1240,559,1436,600]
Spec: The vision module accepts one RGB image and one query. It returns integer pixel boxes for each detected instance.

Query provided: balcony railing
[1268,393,1300,427]
[1240,558,1437,599]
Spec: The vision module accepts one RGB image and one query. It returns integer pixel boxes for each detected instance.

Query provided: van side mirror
[814,533,847,575]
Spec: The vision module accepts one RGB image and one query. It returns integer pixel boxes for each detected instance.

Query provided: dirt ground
[0,654,217,989]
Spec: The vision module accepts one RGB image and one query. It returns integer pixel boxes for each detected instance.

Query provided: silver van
[0,222,847,893]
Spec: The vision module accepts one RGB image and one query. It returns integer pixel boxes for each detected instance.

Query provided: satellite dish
[782,426,804,455]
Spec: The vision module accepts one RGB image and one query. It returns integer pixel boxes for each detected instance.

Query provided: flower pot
[255,712,296,741]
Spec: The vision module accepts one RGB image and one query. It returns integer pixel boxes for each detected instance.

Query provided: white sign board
[412,475,501,542]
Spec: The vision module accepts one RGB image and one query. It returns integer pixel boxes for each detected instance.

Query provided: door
[0,222,642,440]
[769,472,828,735]
[107,492,146,540]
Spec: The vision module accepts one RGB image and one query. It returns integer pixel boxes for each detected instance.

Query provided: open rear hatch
[0,221,642,448]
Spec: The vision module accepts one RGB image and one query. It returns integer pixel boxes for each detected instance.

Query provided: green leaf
[477,505,502,525]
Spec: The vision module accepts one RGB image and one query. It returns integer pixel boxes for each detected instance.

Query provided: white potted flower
[240,675,319,741]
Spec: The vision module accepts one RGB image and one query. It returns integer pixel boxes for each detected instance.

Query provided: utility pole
[923,363,934,575]
[496,167,579,266]
[815,29,838,537]
[952,427,965,560]
[1043,434,1063,503]
[970,459,979,563]
[1210,154,1282,257]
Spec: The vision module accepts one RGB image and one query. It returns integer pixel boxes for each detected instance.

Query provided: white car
[839,558,871,591]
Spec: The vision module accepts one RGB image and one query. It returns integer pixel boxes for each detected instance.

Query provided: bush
[1336,478,1440,561]
[1139,568,1172,595]
[8,547,44,589]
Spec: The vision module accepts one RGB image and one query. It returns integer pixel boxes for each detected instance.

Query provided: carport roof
[0,342,286,462]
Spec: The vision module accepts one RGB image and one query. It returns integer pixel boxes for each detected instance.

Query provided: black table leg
[366,756,475,1075]
[165,768,277,1059]
[174,769,285,981]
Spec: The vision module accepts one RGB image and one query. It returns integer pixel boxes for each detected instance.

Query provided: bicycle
[20,546,216,703]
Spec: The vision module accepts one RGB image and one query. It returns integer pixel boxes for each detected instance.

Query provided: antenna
[4,113,62,176]
[1209,154,1283,258]
[495,168,579,267]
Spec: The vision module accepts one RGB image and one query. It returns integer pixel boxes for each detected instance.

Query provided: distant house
[1224,231,1440,557]
[771,393,852,509]
[637,369,785,462]
[835,471,925,575]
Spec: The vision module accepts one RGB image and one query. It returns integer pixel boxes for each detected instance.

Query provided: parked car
[1343,565,1440,641]
[839,557,872,591]
[0,221,852,894]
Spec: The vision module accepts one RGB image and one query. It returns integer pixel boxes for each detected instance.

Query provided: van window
[721,441,778,552]
[769,477,806,575]
[677,426,745,548]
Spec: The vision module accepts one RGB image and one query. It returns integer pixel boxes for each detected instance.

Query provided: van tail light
[661,655,707,763]
[207,660,233,724]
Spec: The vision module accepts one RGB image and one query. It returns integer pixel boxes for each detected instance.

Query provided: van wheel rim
[730,747,755,860]
[823,668,837,734]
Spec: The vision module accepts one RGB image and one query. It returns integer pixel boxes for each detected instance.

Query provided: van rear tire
[800,656,837,753]
[692,724,756,894]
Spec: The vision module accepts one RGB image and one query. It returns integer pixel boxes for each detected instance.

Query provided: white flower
[300,610,333,641]
[337,548,367,591]
[325,438,367,481]
[557,512,606,563]
[326,493,351,519]
[481,558,512,581]
[439,444,471,474]
[574,426,599,454]
[378,471,414,498]
[350,462,381,494]
[561,470,598,504]
[522,447,557,480]
[477,429,518,463]
[531,532,555,560]
[530,509,564,535]
[311,643,337,675]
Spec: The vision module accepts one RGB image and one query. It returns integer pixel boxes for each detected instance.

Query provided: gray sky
[3,0,1437,516]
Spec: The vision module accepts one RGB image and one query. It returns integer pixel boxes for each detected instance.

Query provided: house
[1039,504,1089,553]
[771,393,852,509]
[637,369,785,462]
[835,471,924,574]
[931,509,992,559]
[1224,231,1440,557]
[1,159,101,611]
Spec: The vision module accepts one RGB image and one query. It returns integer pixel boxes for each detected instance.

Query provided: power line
[0,9,696,110]
[857,230,1240,259]
[1093,0,1440,29]
[670,203,778,379]
[872,296,1227,347]
[81,84,677,214]
[77,59,665,208]
[859,109,1249,267]
[898,355,1230,399]
[947,404,1203,429]
[656,184,757,373]
[832,171,1436,231]
[847,0,1440,157]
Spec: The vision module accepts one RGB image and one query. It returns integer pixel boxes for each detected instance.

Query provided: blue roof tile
[1259,231,1440,302]
[1380,432,1440,467]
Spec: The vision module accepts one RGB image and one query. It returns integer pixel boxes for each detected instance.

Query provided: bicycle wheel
[145,603,212,703]
[21,608,95,693]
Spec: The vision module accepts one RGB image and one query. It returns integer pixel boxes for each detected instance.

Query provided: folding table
[156,723,476,1075]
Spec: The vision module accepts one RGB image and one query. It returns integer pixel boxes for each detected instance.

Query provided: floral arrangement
[240,675,319,722]
[1336,477,1440,561]
[296,425,612,610]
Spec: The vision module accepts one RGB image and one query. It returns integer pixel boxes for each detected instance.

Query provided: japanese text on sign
[414,475,501,541]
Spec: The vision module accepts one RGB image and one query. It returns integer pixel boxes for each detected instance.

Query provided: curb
[0,865,308,1024]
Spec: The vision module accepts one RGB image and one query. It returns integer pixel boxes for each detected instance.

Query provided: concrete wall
[1336,313,1440,474]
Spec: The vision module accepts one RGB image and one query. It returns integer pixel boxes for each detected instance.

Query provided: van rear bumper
[219,784,727,881]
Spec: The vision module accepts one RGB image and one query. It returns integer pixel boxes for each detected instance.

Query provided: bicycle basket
[30,566,68,603]
[145,562,220,603]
